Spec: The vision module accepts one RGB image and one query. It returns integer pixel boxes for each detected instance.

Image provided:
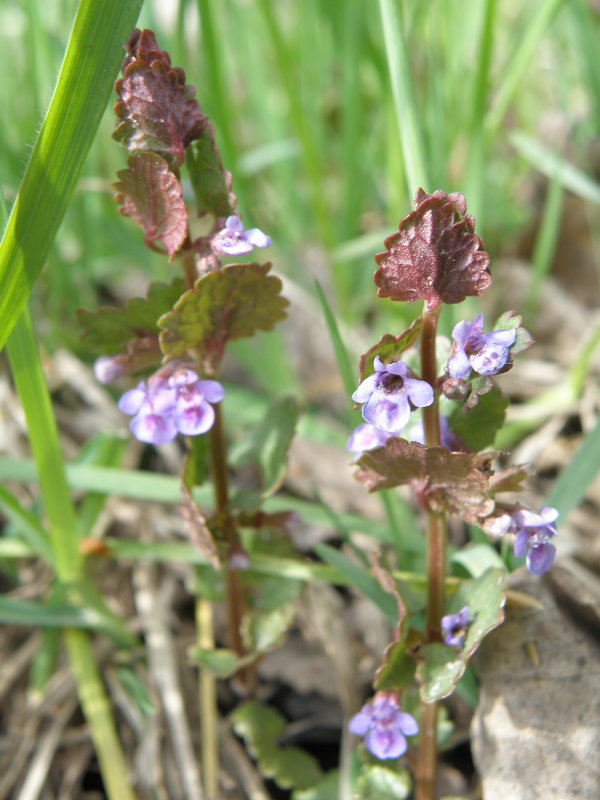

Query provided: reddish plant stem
[416,305,447,800]
[208,403,245,660]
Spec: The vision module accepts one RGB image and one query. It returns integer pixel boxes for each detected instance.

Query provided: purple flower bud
[511,506,558,575]
[94,355,127,384]
[212,215,272,256]
[347,423,392,455]
[349,692,418,760]
[447,314,516,379]
[351,357,434,435]
[118,369,224,444]
[441,605,472,647]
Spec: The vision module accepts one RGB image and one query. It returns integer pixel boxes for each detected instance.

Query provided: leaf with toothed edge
[114,152,188,257]
[358,319,422,384]
[158,262,288,371]
[374,189,491,310]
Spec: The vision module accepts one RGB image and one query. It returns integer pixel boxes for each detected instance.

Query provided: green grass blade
[0,485,53,563]
[524,174,564,319]
[486,0,566,132]
[313,279,357,411]
[510,131,600,205]
[378,0,429,194]
[546,413,600,519]
[0,0,144,351]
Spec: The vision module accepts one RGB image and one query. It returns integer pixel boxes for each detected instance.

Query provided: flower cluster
[117,368,224,444]
[441,605,472,647]
[349,692,418,760]
[352,357,434,435]
[211,215,272,256]
[446,314,515,379]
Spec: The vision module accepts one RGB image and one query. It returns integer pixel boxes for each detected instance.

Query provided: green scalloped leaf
[292,770,338,800]
[158,263,288,370]
[355,765,411,800]
[358,319,422,383]
[418,567,506,702]
[242,601,297,652]
[185,125,236,217]
[78,277,185,356]
[231,701,323,790]
[374,641,416,692]
[449,385,508,450]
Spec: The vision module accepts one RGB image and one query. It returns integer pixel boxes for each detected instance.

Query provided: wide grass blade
[546,413,600,519]
[0,0,144,351]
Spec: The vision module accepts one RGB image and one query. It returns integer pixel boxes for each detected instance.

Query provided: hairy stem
[416,305,447,800]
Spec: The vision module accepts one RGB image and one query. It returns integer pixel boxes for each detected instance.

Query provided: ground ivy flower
[349,692,418,760]
[512,506,559,575]
[447,314,516,379]
[441,605,472,647]
[352,357,434,435]
[212,215,272,256]
[347,422,392,454]
[118,369,224,444]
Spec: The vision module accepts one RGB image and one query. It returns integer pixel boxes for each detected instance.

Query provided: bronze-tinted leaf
[158,262,288,372]
[357,319,422,383]
[78,278,185,374]
[374,189,491,310]
[355,438,497,522]
[114,28,207,165]
[114,152,188,257]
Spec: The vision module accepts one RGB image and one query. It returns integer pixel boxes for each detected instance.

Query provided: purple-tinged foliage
[447,314,516,379]
[352,357,433,435]
[211,216,272,256]
[374,189,491,310]
[118,367,224,444]
[114,28,208,166]
[355,438,497,522]
[347,423,392,455]
[349,692,418,760]
[441,605,472,647]
[114,152,188,257]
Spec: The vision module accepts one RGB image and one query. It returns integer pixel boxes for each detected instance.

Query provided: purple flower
[347,423,392,455]
[352,357,434,435]
[212,215,271,256]
[447,314,516,379]
[512,506,559,575]
[118,368,224,444]
[349,692,418,760]
[441,605,472,647]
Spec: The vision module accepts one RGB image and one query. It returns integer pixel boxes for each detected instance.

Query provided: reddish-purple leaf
[114,28,207,166]
[357,319,422,383]
[115,152,188,257]
[355,438,497,522]
[374,189,491,310]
